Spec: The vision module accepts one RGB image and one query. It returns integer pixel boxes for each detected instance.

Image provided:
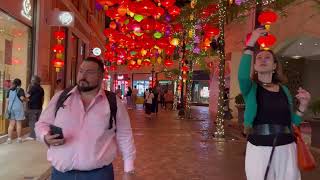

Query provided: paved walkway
[0,106,320,180]
[0,139,50,180]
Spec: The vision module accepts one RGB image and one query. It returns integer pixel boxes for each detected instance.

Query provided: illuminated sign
[118,75,124,80]
[21,0,32,20]
[92,48,102,56]
[59,12,73,26]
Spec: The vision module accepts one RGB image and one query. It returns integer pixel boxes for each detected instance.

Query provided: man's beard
[77,80,99,92]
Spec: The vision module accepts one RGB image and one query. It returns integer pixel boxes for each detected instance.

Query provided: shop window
[0,10,32,128]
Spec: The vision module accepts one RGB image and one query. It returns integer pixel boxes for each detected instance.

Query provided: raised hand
[295,87,311,112]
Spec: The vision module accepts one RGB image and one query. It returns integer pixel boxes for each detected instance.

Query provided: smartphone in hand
[49,125,64,139]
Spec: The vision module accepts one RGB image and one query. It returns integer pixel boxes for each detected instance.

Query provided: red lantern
[142,59,151,66]
[52,58,64,70]
[182,65,189,72]
[109,21,117,29]
[257,34,277,49]
[54,31,65,40]
[165,45,175,55]
[133,64,140,69]
[153,7,165,19]
[109,65,117,71]
[167,6,181,17]
[117,5,127,16]
[172,23,183,32]
[96,0,118,6]
[127,64,134,70]
[52,44,64,53]
[258,11,278,25]
[161,0,175,8]
[141,18,155,31]
[204,25,220,38]
[164,59,174,66]
[105,7,121,19]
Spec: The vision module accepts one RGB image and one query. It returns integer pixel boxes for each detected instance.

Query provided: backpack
[54,87,118,132]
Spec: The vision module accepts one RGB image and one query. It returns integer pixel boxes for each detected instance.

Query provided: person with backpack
[5,78,26,144]
[35,57,136,180]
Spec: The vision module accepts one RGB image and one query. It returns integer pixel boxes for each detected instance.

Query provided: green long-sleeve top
[238,53,302,128]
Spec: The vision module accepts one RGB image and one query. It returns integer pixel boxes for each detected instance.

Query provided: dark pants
[51,164,114,180]
[26,109,42,138]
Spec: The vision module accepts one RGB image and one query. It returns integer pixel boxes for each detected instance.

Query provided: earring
[254,71,258,74]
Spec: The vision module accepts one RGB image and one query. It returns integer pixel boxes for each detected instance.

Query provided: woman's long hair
[252,50,287,84]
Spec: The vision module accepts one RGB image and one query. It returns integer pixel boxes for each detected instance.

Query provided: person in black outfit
[240,28,311,180]
[126,87,133,109]
[25,75,44,140]
[151,86,159,115]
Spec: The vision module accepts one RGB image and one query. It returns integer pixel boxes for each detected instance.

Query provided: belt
[251,124,292,136]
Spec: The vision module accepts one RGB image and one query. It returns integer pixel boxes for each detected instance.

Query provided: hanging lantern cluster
[52,30,65,72]
[257,10,278,50]
[97,0,183,70]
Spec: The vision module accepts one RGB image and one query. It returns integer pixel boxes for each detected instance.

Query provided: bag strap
[8,89,18,113]
[105,90,117,132]
[54,87,74,117]
[54,88,118,133]
[264,135,278,180]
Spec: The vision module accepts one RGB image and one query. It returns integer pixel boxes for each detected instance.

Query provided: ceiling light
[292,55,302,59]
[299,42,303,46]
[315,43,318,46]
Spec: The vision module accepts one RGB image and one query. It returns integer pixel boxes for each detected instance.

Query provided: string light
[214,0,227,138]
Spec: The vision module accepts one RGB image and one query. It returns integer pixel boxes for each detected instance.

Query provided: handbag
[5,89,18,119]
[293,126,316,171]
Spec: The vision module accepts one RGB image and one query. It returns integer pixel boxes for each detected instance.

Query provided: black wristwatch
[244,46,255,52]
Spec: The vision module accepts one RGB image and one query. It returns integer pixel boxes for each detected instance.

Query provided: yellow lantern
[104,5,108,11]
[157,57,162,64]
[170,38,180,46]
[141,49,147,56]
[137,59,142,65]
[131,60,136,65]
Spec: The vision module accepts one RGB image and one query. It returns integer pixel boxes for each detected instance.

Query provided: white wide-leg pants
[245,142,301,180]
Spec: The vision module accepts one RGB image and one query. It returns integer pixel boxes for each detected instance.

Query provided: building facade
[0,0,106,134]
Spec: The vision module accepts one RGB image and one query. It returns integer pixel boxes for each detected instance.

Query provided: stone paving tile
[112,106,320,180]
[15,105,320,180]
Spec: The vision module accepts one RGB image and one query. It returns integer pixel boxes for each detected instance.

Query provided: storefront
[191,70,210,105]
[0,0,35,134]
[113,74,130,97]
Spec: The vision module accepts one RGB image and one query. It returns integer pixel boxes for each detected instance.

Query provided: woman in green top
[239,28,311,180]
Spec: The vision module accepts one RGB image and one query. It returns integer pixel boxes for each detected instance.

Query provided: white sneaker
[16,138,23,143]
[25,137,35,141]
[5,139,12,144]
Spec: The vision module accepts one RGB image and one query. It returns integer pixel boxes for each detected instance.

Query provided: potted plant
[235,94,245,128]
[309,99,320,148]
